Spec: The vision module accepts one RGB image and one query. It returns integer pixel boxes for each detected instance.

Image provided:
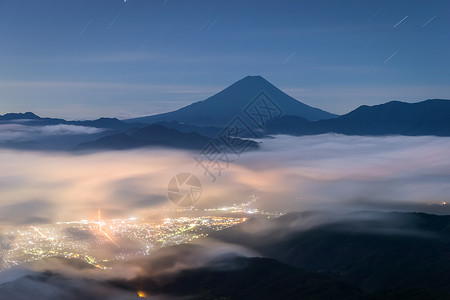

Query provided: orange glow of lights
[97,226,118,246]
[137,290,147,298]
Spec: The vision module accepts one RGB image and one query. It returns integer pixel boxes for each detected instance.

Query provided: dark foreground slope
[213,211,450,297]
[3,212,450,299]
[123,256,363,300]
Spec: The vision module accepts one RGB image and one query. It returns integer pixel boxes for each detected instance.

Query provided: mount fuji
[125,76,337,127]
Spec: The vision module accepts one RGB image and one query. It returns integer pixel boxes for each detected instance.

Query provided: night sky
[0,0,449,119]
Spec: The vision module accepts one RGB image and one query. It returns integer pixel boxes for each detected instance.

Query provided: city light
[0,202,281,270]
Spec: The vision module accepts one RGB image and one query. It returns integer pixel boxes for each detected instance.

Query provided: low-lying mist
[0,134,449,226]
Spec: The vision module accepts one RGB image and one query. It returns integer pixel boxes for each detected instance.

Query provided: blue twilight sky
[0,0,449,119]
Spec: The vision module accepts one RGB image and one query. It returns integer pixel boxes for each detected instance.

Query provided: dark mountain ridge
[0,112,136,130]
[75,123,259,151]
[213,211,450,296]
[266,99,450,136]
[0,112,41,120]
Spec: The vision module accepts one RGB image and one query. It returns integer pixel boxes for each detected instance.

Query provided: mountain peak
[241,75,265,81]
[0,112,40,120]
[126,76,337,126]
[227,75,273,90]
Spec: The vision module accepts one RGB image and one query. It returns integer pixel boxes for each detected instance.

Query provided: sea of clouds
[1,134,450,226]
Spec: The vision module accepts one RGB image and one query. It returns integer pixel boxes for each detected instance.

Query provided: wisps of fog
[0,240,257,300]
[0,124,104,142]
[1,134,450,225]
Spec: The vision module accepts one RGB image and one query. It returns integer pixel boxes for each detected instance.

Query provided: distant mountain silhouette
[0,112,146,151]
[266,99,450,136]
[3,98,450,152]
[76,123,259,151]
[125,76,337,126]
[0,112,136,130]
[0,112,41,120]
[71,117,135,130]
[155,121,222,138]
[0,112,258,151]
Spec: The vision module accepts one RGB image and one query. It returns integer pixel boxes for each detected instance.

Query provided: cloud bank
[0,124,104,142]
[0,134,449,226]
